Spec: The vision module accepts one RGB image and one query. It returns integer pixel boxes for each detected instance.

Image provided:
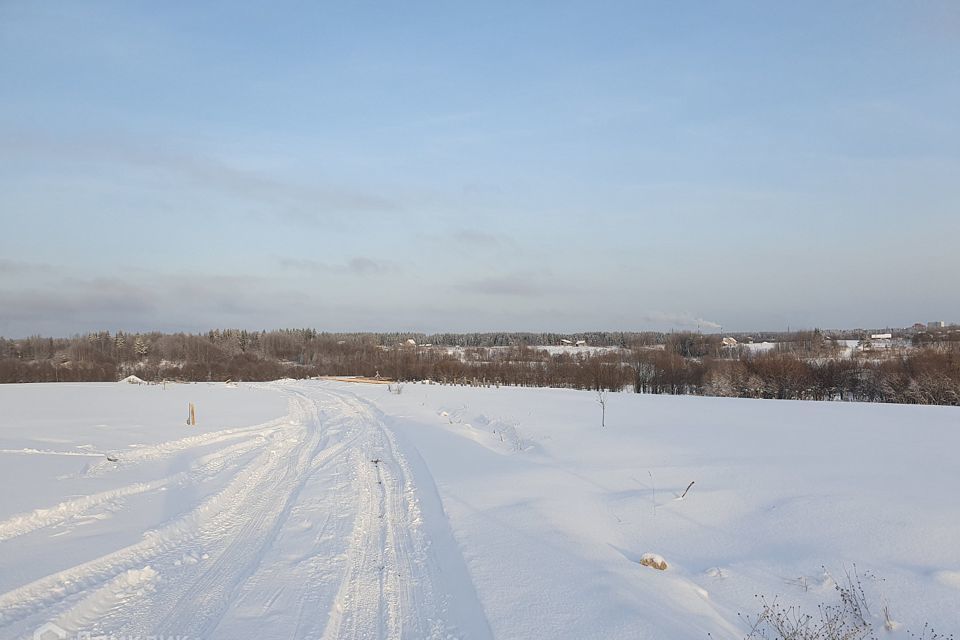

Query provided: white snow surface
[0,380,957,639]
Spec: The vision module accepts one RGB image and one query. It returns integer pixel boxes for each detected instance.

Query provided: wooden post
[188,402,196,426]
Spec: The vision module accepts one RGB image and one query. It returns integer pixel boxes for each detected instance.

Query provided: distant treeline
[1,328,958,406]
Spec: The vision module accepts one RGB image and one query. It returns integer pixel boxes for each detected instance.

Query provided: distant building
[870,333,892,340]
[912,323,926,331]
[928,321,946,329]
[560,339,573,345]
[721,337,738,347]
[575,340,587,347]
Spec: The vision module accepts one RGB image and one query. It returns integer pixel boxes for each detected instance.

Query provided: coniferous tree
[134,336,148,359]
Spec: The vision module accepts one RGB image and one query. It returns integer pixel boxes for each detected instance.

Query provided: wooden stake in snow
[648,470,656,517]
[679,480,694,499]
[187,402,196,426]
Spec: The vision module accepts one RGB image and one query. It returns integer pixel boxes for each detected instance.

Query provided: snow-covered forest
[2,328,959,405]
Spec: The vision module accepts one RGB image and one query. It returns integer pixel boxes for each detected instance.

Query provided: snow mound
[934,570,960,589]
[439,407,531,453]
[120,375,145,385]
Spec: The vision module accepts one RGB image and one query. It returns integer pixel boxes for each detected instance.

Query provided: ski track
[0,381,485,640]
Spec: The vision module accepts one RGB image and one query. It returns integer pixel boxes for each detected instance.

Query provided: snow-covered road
[0,382,489,640]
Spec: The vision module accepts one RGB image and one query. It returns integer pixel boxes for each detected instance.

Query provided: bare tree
[596,389,607,428]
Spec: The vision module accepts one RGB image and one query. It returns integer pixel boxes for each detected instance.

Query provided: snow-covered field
[0,381,957,639]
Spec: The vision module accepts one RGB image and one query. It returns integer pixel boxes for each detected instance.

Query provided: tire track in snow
[210,387,381,640]
[320,389,485,640]
[0,392,308,633]
[0,429,276,543]
[142,390,359,639]
[83,423,289,477]
[97,385,367,638]
[0,382,490,640]
[0,448,105,457]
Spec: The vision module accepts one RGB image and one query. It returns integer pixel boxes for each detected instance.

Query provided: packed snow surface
[0,380,957,639]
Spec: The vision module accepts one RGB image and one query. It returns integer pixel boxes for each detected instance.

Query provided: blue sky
[1,1,958,337]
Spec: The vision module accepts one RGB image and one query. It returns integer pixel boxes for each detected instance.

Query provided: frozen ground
[0,381,957,639]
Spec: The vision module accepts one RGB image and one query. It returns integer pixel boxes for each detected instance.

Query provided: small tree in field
[596,389,607,428]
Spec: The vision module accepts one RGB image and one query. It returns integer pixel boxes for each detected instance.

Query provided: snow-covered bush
[740,567,953,640]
